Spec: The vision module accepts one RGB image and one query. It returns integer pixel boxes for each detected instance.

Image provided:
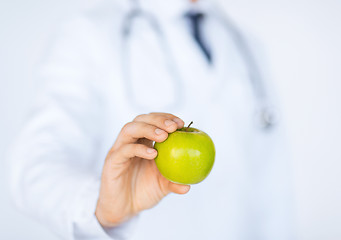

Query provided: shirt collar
[135,0,216,21]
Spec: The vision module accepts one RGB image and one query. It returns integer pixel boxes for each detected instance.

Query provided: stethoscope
[121,0,278,130]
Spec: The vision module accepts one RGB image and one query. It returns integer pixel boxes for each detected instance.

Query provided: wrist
[95,201,132,228]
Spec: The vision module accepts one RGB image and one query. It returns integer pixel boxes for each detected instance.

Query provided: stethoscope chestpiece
[255,106,279,131]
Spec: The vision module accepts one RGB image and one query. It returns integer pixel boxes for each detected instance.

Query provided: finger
[116,122,168,147]
[118,143,157,160]
[168,182,191,195]
[134,113,185,131]
[149,112,185,129]
[136,138,153,148]
[134,114,177,133]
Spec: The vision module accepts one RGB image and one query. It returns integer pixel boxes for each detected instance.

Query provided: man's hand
[95,113,190,228]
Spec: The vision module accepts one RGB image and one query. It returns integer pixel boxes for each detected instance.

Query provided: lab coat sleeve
[8,17,136,239]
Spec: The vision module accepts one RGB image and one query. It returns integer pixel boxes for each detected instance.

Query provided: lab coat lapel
[164,16,217,108]
[125,16,178,111]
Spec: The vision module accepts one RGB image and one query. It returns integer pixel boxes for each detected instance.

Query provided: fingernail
[155,128,165,135]
[147,148,156,154]
[165,120,175,127]
[173,118,183,126]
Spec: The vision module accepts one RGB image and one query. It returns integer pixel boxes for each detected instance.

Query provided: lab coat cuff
[72,176,138,239]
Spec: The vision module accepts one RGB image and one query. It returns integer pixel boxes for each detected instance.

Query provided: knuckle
[122,122,133,134]
[157,115,167,121]
[155,134,168,143]
[116,144,126,153]
[133,114,146,122]
[145,112,158,119]
[150,111,167,115]
[119,144,146,159]
[156,114,170,123]
[112,145,132,160]
[105,150,118,163]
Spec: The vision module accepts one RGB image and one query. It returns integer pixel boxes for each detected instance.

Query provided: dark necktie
[186,11,212,64]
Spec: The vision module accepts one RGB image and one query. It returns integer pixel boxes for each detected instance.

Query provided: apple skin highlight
[154,127,215,185]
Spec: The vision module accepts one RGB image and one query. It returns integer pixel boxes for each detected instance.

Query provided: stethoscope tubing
[120,2,278,130]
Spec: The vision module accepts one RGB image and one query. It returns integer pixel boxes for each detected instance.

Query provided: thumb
[168,181,191,194]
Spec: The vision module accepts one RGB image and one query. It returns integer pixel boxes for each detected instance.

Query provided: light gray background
[1,0,340,239]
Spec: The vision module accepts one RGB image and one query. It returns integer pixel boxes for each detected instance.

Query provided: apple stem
[186,121,193,131]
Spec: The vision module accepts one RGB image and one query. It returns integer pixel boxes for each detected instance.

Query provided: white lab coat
[8,0,295,239]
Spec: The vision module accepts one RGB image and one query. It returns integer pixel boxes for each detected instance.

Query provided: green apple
[154,123,215,185]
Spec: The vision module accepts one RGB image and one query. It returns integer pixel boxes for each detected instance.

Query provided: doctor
[8,0,295,239]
